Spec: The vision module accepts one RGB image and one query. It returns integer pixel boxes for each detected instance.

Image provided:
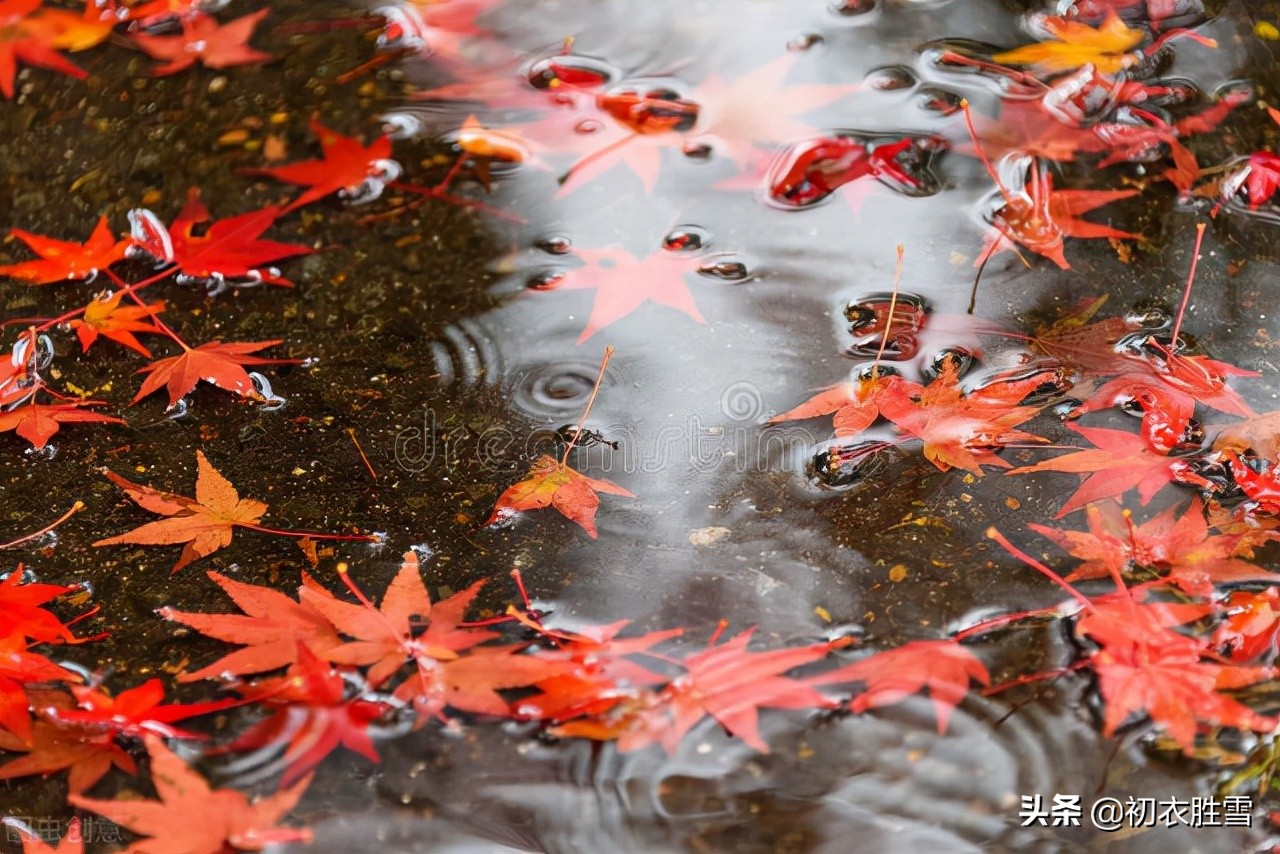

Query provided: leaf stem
[1169,221,1206,349]
[0,501,85,550]
[562,345,614,466]
[986,526,1095,612]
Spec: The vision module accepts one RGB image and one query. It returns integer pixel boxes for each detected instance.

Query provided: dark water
[5,0,1280,851]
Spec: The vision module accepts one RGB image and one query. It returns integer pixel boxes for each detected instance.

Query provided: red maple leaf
[554,627,839,753]
[811,639,990,733]
[0,717,135,794]
[41,677,241,740]
[1213,588,1280,664]
[0,568,84,646]
[1007,423,1204,517]
[508,615,681,722]
[1084,620,1274,752]
[770,371,923,437]
[67,289,167,358]
[298,566,495,693]
[131,339,293,407]
[0,638,81,742]
[299,566,567,719]
[977,161,1137,270]
[545,246,707,343]
[226,644,394,786]
[158,570,344,681]
[0,217,130,284]
[69,735,313,852]
[131,9,272,76]
[94,450,273,574]
[1031,498,1277,596]
[0,0,88,99]
[131,188,311,289]
[877,361,1049,475]
[240,118,399,210]
[0,399,124,450]
[486,453,633,538]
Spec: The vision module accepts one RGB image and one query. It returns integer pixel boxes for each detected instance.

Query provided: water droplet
[249,372,286,411]
[917,87,963,115]
[811,440,896,488]
[535,235,572,254]
[381,112,424,139]
[921,347,979,383]
[831,0,875,15]
[574,119,602,134]
[663,225,711,251]
[863,66,916,91]
[787,33,824,51]
[526,53,616,90]
[682,141,713,159]
[697,259,750,281]
[166,398,190,420]
[525,270,565,290]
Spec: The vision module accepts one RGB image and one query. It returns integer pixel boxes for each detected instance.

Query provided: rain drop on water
[663,225,711,251]
[535,235,573,254]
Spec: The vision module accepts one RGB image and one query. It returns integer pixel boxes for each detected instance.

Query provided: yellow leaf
[993,11,1144,74]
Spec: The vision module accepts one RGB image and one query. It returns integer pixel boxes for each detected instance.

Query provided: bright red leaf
[1007,423,1208,517]
[42,677,241,740]
[131,339,293,407]
[0,0,88,99]
[226,644,393,787]
[130,188,311,289]
[1031,499,1277,596]
[67,289,167,358]
[0,217,130,285]
[240,117,399,210]
[0,638,81,742]
[0,568,82,645]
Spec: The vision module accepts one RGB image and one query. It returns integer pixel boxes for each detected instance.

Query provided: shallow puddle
[5,1,1280,852]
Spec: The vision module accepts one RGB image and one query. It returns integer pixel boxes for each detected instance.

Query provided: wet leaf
[69,734,313,853]
[68,290,167,359]
[131,8,273,76]
[131,339,292,407]
[0,400,124,451]
[0,0,88,99]
[486,453,633,538]
[0,217,130,285]
[158,570,344,682]
[993,11,1145,74]
[812,638,990,733]
[240,117,398,210]
[94,451,269,573]
[554,627,839,753]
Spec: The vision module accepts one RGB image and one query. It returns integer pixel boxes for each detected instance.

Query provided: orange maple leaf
[992,11,1145,74]
[0,0,88,99]
[486,454,633,538]
[68,289,166,357]
[0,216,130,285]
[131,8,273,76]
[69,735,312,853]
[0,399,124,450]
[93,451,269,573]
